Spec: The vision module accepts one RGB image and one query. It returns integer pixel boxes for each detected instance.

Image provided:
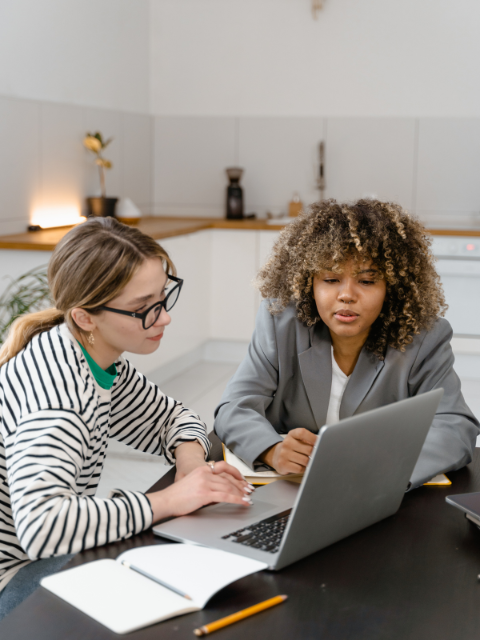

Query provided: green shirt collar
[77,342,118,390]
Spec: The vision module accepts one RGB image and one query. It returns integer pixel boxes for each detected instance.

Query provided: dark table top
[2,437,480,640]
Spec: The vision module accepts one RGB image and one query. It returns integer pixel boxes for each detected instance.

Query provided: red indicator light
[466,244,475,251]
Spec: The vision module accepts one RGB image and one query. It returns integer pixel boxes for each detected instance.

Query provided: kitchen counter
[0,216,478,251]
[0,217,287,251]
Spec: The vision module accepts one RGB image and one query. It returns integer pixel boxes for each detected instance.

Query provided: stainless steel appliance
[432,235,480,338]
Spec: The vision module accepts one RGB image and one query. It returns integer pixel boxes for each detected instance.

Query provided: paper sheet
[41,558,194,634]
[117,544,268,608]
[424,473,451,486]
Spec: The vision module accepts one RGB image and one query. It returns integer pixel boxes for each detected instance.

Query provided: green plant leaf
[0,265,52,344]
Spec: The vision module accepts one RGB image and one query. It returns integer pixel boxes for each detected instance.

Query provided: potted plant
[0,266,51,343]
[84,132,118,217]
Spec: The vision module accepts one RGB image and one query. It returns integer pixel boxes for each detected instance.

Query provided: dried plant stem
[99,164,106,198]
[312,0,323,19]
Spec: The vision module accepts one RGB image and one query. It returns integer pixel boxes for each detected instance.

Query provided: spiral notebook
[40,544,267,634]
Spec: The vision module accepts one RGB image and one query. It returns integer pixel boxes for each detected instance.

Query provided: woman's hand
[146,461,254,523]
[260,428,317,475]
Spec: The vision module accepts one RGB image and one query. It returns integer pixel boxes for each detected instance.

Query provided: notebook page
[117,544,268,609]
[41,559,196,634]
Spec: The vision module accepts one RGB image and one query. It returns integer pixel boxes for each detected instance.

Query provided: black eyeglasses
[98,275,184,330]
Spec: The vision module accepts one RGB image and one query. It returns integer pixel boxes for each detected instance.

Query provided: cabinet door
[254,230,281,316]
[210,230,257,341]
[258,230,281,270]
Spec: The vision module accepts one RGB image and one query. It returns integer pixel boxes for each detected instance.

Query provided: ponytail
[0,308,64,367]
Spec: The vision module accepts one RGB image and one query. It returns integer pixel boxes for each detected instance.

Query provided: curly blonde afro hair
[257,199,447,358]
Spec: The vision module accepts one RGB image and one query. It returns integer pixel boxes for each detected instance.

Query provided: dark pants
[0,554,74,621]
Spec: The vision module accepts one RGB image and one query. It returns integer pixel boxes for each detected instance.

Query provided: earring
[87,332,95,346]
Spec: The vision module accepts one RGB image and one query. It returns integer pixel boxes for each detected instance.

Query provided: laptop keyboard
[221,509,292,553]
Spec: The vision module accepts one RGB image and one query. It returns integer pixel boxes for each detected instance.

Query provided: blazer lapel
[298,323,332,432]
[340,348,385,419]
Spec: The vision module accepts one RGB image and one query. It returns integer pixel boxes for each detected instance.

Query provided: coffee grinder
[225,167,244,219]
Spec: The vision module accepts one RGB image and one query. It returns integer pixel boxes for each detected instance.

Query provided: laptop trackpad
[199,499,279,521]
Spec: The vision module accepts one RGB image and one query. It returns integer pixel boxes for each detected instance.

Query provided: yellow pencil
[193,594,288,636]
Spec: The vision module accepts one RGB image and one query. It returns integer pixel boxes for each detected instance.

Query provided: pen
[193,594,288,636]
[122,561,192,600]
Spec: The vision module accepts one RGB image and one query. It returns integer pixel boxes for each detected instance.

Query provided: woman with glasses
[0,217,251,619]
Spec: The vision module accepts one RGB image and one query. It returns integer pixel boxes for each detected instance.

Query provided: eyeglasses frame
[97,275,184,330]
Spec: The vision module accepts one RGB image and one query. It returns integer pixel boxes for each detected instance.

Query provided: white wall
[0,0,153,234]
[149,1,480,225]
[0,0,150,114]
[152,115,480,228]
[149,0,480,118]
[0,96,153,234]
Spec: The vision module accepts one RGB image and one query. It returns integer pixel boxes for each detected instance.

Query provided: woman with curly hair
[214,199,479,488]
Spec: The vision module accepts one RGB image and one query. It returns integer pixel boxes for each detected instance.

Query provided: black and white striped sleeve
[109,359,211,464]
[6,409,153,560]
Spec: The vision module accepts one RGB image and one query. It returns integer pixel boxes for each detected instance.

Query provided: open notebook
[223,439,450,487]
[40,544,267,634]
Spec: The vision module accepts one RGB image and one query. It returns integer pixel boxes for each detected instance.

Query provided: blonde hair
[0,218,175,367]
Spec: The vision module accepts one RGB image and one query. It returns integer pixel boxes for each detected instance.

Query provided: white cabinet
[258,230,281,269]
[0,250,52,297]
[254,230,281,316]
[209,230,258,342]
[209,229,281,340]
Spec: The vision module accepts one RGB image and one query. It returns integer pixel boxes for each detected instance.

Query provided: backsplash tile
[122,112,153,213]
[153,117,236,217]
[416,118,480,227]
[0,96,40,233]
[40,102,86,213]
[325,118,416,210]
[238,117,325,217]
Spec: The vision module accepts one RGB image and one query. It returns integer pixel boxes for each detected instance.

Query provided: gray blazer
[214,301,479,488]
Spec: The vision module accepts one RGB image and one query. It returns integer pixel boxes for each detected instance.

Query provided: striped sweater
[0,324,210,591]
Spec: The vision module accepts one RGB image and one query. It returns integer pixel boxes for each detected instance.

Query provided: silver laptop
[154,389,443,570]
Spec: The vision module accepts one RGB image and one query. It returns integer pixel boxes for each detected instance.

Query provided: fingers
[209,472,252,498]
[201,468,253,506]
[283,449,310,469]
[280,461,306,475]
[209,491,252,506]
[212,461,246,483]
[283,437,313,458]
[272,433,315,475]
[289,428,318,447]
[206,461,254,495]
[217,472,254,495]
